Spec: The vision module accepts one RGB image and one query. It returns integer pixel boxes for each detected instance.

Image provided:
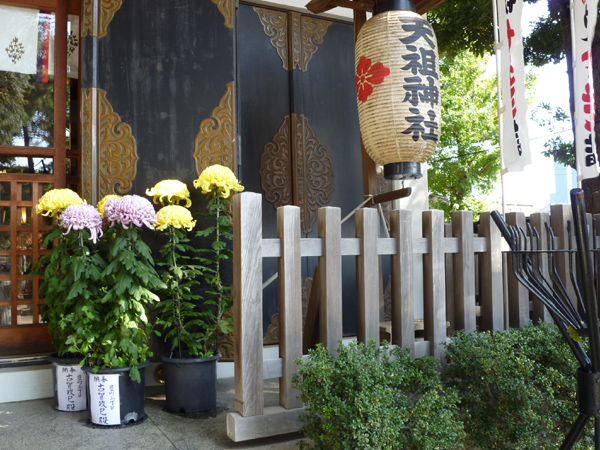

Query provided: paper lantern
[355,0,441,180]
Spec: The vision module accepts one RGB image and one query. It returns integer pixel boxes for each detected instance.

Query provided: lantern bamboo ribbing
[355,1,441,180]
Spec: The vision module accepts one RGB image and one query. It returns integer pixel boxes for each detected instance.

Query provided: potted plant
[152,168,243,413]
[33,188,91,412]
[64,194,164,426]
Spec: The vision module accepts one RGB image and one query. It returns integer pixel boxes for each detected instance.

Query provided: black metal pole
[560,414,590,450]
[571,189,600,373]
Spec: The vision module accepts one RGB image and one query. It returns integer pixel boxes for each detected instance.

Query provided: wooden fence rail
[226,192,584,442]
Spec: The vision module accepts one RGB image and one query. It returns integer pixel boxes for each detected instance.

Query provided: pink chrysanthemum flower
[103,195,157,230]
[60,203,104,243]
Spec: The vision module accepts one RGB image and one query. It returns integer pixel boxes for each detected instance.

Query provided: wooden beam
[227,406,304,442]
[364,187,412,207]
[306,0,447,15]
[307,0,374,14]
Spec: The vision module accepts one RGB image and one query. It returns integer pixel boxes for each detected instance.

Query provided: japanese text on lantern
[505,11,523,156]
[398,17,439,143]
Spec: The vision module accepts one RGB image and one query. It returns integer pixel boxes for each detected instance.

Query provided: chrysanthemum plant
[192,165,243,357]
[32,188,87,356]
[148,180,206,358]
[64,195,165,383]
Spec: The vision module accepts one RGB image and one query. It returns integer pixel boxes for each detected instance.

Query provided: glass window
[0,6,56,148]
[0,281,11,301]
[0,306,11,326]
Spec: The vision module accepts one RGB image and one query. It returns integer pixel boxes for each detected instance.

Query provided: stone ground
[0,378,305,450]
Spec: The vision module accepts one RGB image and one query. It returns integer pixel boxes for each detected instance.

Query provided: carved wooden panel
[253,8,331,72]
[82,0,122,38]
[296,15,331,72]
[293,114,334,234]
[98,89,138,197]
[259,115,292,209]
[263,312,280,345]
[260,114,334,234]
[81,88,138,202]
[193,81,235,176]
[253,7,288,70]
[211,0,234,29]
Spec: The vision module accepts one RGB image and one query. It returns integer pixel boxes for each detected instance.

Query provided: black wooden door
[238,3,364,337]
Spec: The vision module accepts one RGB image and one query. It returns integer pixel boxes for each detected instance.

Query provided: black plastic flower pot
[47,354,87,412]
[84,361,149,426]
[160,353,220,413]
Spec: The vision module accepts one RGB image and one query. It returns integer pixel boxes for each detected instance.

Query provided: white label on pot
[89,374,120,425]
[56,364,87,411]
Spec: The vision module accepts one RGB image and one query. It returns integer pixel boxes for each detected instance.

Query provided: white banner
[0,5,40,75]
[573,0,599,181]
[498,0,531,173]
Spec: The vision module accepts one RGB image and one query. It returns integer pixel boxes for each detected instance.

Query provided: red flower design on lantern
[356,56,391,103]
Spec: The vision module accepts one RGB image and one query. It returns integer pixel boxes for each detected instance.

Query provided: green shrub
[443,321,592,450]
[292,340,465,450]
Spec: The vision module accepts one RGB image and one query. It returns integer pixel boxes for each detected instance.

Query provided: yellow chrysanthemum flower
[154,205,196,231]
[193,165,244,198]
[36,189,83,217]
[96,194,122,215]
[146,179,192,207]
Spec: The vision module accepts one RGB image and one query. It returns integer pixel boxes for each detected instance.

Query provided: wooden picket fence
[226,192,581,442]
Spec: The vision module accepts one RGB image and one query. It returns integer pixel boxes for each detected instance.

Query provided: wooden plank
[226,406,304,442]
[423,210,446,359]
[233,192,264,417]
[53,0,67,189]
[550,204,576,304]
[277,206,303,409]
[318,207,343,353]
[390,209,414,355]
[263,358,284,379]
[356,208,379,345]
[529,212,553,323]
[506,212,530,328]
[478,212,505,331]
[452,211,477,332]
[365,188,412,207]
[444,224,455,336]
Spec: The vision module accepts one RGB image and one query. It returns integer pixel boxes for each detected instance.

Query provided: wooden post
[550,204,576,303]
[444,223,455,336]
[422,210,446,359]
[318,207,343,353]
[356,208,380,345]
[277,206,303,410]
[529,212,553,323]
[451,211,476,332]
[390,209,414,355]
[233,193,264,417]
[506,212,530,328]
[478,212,505,331]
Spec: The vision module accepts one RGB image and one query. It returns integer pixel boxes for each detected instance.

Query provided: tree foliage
[428,50,501,220]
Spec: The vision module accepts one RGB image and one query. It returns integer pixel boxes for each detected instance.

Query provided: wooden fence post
[423,210,446,359]
[318,207,343,353]
[233,192,264,417]
[390,209,415,355]
[506,212,530,328]
[478,212,505,331]
[529,212,553,323]
[550,204,575,303]
[356,208,380,345]
[451,211,476,332]
[277,206,303,410]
